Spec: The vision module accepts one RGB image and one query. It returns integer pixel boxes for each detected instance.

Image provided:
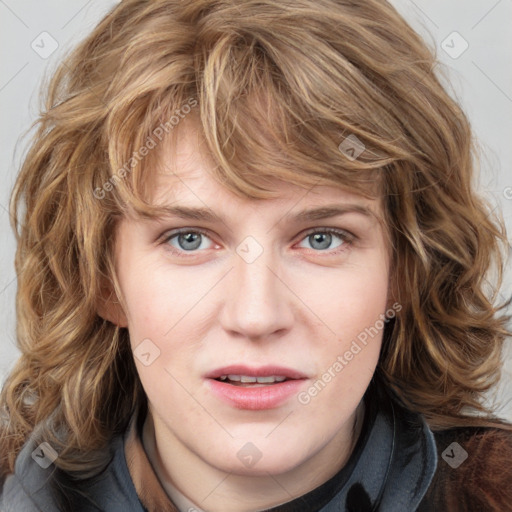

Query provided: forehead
[148,120,384,219]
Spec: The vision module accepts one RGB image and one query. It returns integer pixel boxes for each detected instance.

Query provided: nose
[218,242,294,340]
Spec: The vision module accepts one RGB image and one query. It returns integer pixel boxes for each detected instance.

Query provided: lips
[205,364,308,381]
[204,364,309,410]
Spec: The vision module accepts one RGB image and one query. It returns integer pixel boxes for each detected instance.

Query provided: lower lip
[206,378,307,410]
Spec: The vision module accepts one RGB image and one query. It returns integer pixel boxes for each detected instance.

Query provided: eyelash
[160,227,355,258]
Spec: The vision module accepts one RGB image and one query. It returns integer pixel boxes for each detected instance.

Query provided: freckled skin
[105,121,393,512]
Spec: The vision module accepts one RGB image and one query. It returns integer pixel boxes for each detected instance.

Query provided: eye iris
[178,232,202,251]
[310,232,332,250]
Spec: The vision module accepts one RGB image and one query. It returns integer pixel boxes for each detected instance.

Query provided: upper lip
[205,365,308,380]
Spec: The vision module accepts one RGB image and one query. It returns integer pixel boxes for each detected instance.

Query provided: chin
[207,440,312,477]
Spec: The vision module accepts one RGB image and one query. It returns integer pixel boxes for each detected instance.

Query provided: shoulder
[417,425,512,512]
[0,435,62,512]
[0,431,142,512]
[1,473,43,512]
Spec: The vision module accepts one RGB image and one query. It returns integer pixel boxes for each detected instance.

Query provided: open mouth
[207,369,307,409]
[214,375,291,387]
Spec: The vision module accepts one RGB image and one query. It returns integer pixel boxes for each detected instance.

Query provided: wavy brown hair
[1,0,511,484]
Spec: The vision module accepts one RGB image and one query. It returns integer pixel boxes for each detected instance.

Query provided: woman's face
[109,121,393,478]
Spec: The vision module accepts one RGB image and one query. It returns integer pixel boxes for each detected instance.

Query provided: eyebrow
[150,204,376,223]
[286,204,375,222]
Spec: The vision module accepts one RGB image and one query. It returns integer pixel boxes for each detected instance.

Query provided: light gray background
[1,1,511,420]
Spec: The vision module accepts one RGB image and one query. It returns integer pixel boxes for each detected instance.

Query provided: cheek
[121,267,203,388]
[320,261,389,339]
[304,279,387,418]
[309,258,389,383]
[121,265,178,337]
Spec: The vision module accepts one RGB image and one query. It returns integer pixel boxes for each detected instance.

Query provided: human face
[111,121,392,502]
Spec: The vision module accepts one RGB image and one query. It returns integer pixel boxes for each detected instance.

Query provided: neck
[142,401,366,512]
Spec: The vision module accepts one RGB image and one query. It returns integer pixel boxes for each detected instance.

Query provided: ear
[97,281,128,328]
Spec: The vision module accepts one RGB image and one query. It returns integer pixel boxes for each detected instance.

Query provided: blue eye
[161,227,353,257]
[297,228,352,253]
[163,229,214,252]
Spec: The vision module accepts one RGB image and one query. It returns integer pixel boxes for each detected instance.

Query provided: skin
[100,119,393,511]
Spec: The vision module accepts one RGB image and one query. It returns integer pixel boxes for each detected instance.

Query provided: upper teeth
[220,375,287,383]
